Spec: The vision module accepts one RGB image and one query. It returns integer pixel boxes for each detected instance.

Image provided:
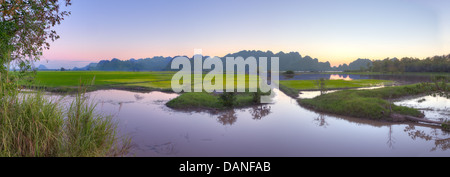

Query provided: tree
[315,78,327,95]
[1,0,71,78]
[0,20,16,95]
[283,70,295,75]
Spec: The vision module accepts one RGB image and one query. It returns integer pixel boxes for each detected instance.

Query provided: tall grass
[0,91,64,156]
[0,86,131,157]
[60,86,131,157]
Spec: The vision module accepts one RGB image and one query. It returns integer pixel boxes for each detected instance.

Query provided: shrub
[284,70,295,75]
[252,89,262,104]
[443,120,450,131]
[219,92,237,107]
[315,78,327,95]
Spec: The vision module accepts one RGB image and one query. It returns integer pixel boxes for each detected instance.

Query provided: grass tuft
[0,86,131,157]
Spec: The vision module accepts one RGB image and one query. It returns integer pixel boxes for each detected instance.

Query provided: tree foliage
[1,0,71,94]
[219,92,237,107]
[315,78,327,95]
[1,0,71,67]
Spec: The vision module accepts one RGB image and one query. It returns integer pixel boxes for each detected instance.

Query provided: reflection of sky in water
[329,74,353,81]
[395,95,450,121]
[298,86,386,99]
[45,89,450,157]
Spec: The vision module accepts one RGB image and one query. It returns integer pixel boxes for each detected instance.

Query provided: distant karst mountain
[75,57,172,71]
[72,63,98,71]
[223,50,333,71]
[37,64,48,70]
[35,64,59,71]
[336,58,372,71]
[73,50,373,72]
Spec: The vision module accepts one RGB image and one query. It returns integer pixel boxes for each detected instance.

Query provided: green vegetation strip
[280,79,391,91]
[31,71,175,92]
[34,71,401,93]
[32,71,262,92]
[298,82,449,121]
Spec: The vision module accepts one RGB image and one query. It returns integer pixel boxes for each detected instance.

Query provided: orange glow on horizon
[43,44,448,68]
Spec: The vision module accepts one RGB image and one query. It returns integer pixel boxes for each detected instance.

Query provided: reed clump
[0,84,131,157]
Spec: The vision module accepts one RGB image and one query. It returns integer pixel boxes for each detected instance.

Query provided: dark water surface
[56,88,450,157]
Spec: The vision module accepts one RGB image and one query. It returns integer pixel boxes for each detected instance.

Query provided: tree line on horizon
[66,50,449,73]
[368,54,450,73]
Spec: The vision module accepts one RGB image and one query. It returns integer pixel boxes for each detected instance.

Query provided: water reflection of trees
[283,75,295,79]
[216,106,272,125]
[134,94,145,101]
[403,125,450,151]
[217,110,237,125]
[387,126,396,149]
[249,105,271,120]
[313,114,329,128]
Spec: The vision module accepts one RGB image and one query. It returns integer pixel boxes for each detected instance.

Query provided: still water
[57,88,450,157]
[395,95,450,122]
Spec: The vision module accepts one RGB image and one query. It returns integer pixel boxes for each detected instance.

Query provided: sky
[39,0,450,69]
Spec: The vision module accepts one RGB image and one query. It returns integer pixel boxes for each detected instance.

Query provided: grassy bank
[0,87,131,157]
[298,82,449,121]
[279,84,301,98]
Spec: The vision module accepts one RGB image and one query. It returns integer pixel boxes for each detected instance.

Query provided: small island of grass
[166,91,268,110]
[278,79,392,98]
[298,81,449,123]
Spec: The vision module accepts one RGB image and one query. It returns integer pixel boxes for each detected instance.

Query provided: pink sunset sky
[39,0,450,69]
